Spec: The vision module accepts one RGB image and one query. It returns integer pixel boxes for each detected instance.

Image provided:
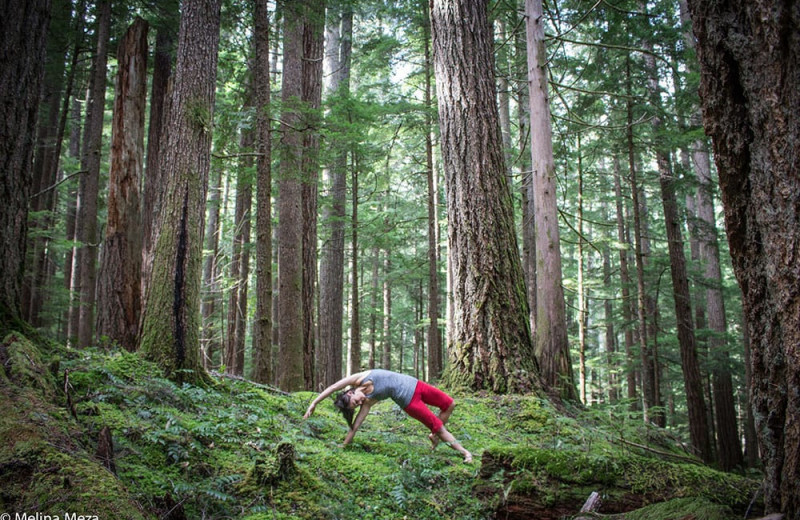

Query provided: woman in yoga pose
[303,369,472,463]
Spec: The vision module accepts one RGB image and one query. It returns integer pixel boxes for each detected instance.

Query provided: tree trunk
[142,24,175,297]
[0,0,50,323]
[75,0,112,347]
[319,4,351,387]
[625,58,660,421]
[431,0,539,393]
[63,98,82,341]
[368,247,379,369]
[139,0,222,385]
[301,0,325,391]
[524,0,575,399]
[686,0,799,512]
[225,128,253,376]
[422,0,442,380]
[96,18,148,352]
[612,158,636,404]
[201,168,222,369]
[640,28,711,461]
[348,150,361,375]
[278,1,308,391]
[251,0,273,385]
[382,253,392,370]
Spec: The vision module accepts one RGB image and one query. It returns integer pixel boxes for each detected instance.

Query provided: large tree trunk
[301,0,325,391]
[524,0,575,399]
[431,0,539,393]
[0,0,50,323]
[75,0,112,347]
[277,1,308,391]
[96,18,148,352]
[142,23,175,297]
[139,0,222,385]
[686,0,800,514]
[251,0,273,385]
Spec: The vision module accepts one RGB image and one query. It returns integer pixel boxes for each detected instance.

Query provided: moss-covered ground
[0,332,762,519]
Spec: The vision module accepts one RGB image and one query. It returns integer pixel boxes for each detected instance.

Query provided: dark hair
[334,390,355,429]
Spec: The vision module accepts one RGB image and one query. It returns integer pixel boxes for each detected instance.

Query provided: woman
[303,369,473,463]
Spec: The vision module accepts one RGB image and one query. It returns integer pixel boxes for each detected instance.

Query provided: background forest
[2,0,798,518]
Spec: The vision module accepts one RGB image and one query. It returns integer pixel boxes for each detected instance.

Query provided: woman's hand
[303,402,316,419]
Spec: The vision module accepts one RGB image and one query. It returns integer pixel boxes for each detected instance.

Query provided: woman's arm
[303,371,369,418]
[343,402,372,446]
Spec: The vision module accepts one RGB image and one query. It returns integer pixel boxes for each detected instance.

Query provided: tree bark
[301,0,325,391]
[251,0,273,385]
[431,0,539,393]
[613,158,636,404]
[139,0,222,385]
[0,0,50,324]
[96,18,148,352]
[201,168,222,369]
[75,0,112,348]
[382,253,392,370]
[524,0,575,399]
[422,0,442,380]
[686,0,800,513]
[278,1,308,391]
[225,127,253,376]
[142,23,176,297]
[319,3,351,386]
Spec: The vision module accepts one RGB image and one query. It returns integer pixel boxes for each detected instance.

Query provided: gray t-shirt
[362,369,418,409]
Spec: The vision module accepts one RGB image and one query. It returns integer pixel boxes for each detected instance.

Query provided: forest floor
[1,329,763,520]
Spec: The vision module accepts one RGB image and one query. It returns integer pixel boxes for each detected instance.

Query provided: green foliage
[1,331,761,519]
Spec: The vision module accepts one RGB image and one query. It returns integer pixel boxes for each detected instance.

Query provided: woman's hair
[333,390,355,429]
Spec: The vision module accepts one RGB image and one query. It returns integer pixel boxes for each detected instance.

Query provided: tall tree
[96,18,148,352]
[422,0,443,380]
[74,0,111,347]
[301,0,325,390]
[139,0,222,384]
[687,0,799,513]
[319,2,352,386]
[142,6,177,295]
[431,0,539,393]
[225,127,253,376]
[251,0,273,384]
[524,0,577,399]
[0,0,50,324]
[277,0,309,391]
[641,12,711,462]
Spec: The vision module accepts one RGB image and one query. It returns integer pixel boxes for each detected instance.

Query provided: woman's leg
[436,426,472,463]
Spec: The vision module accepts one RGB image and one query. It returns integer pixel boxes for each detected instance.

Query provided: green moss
[624,497,734,520]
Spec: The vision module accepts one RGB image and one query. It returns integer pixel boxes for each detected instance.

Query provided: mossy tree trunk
[687,0,800,514]
[139,0,222,385]
[251,0,273,385]
[96,18,148,353]
[431,0,539,393]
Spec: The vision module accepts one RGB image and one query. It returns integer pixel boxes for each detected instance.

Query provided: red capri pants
[403,381,454,433]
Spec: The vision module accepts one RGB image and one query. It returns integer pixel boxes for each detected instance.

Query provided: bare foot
[428,432,440,450]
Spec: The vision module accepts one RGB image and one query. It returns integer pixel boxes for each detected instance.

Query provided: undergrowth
[1,333,761,519]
